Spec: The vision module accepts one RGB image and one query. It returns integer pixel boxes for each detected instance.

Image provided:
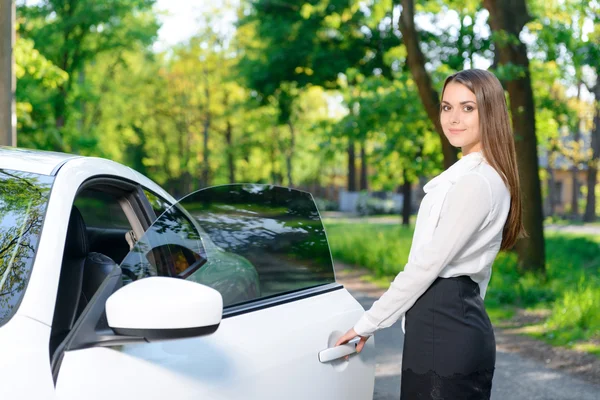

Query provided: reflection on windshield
[180,184,335,298]
[0,170,54,324]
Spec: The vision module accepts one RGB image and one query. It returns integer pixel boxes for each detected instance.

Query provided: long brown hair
[441,69,526,250]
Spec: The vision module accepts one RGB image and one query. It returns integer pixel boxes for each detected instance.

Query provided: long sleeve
[353,173,494,337]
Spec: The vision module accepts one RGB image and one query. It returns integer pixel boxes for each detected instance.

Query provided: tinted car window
[74,190,131,229]
[179,184,335,299]
[143,189,172,220]
[119,202,208,284]
[0,169,54,325]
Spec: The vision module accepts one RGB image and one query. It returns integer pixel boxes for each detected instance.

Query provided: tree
[397,0,458,169]
[332,71,441,224]
[17,0,159,152]
[529,1,599,220]
[237,0,393,187]
[483,0,545,272]
[527,60,575,218]
[588,81,600,222]
[14,34,68,150]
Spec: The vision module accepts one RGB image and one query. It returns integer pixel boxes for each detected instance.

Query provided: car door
[55,184,375,400]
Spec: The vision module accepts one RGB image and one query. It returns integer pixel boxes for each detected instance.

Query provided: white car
[0,147,375,400]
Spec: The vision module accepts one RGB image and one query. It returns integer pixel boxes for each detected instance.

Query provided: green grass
[325,222,414,277]
[324,220,600,354]
[544,215,600,228]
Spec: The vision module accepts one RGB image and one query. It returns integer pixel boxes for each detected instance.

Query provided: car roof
[0,146,178,204]
[0,146,81,176]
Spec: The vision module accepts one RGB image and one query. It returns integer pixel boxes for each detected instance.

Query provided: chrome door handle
[318,337,360,363]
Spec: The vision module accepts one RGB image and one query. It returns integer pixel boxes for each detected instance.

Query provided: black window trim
[222,282,343,318]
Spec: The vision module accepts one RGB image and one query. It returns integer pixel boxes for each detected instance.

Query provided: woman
[336,69,525,399]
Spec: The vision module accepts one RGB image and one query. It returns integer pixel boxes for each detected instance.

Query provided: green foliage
[12,0,599,224]
[16,0,159,152]
[14,35,68,149]
[325,222,413,276]
[324,220,600,345]
[546,283,600,342]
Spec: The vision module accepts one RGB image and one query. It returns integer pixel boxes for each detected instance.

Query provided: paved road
[347,289,600,400]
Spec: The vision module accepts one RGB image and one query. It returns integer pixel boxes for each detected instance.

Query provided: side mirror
[105,277,223,341]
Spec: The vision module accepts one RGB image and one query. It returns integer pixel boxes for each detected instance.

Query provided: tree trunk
[584,83,600,222]
[0,0,16,147]
[226,119,235,183]
[223,92,235,183]
[359,142,368,191]
[177,119,191,195]
[201,116,210,187]
[270,126,281,185]
[584,163,597,222]
[402,171,412,226]
[53,88,67,152]
[547,165,556,217]
[201,67,211,188]
[286,119,295,187]
[347,140,357,191]
[571,83,583,219]
[483,0,545,273]
[571,168,580,218]
[398,0,458,169]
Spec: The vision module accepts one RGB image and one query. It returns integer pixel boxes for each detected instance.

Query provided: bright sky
[153,1,493,69]
[153,0,205,51]
[153,0,237,52]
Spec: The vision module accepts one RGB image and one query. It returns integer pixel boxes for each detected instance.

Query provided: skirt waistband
[431,275,480,296]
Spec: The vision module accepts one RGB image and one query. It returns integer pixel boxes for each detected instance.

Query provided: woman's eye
[442,105,451,111]
[463,106,474,112]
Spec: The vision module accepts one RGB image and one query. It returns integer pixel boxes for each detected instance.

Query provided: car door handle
[318,337,360,363]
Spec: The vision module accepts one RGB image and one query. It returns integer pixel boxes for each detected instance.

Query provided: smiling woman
[440,82,482,155]
[336,69,524,400]
[0,169,54,325]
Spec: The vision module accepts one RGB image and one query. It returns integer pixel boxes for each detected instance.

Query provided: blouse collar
[423,151,485,193]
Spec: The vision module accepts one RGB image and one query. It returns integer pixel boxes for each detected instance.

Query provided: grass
[324,219,600,355]
[544,215,600,228]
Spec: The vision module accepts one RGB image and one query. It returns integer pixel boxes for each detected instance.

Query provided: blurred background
[1,0,599,357]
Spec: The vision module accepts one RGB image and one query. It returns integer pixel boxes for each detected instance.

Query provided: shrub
[545,283,600,343]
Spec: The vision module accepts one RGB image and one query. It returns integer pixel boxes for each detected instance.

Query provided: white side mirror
[105,277,223,341]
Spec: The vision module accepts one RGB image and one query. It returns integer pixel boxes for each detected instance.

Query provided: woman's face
[440,82,482,155]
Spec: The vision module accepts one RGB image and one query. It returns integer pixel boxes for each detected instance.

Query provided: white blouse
[353,151,511,337]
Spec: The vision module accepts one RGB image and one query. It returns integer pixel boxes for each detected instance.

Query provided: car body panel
[0,146,80,176]
[0,315,56,399]
[56,289,375,400]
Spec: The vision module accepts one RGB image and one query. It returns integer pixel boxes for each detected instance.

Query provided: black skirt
[400,276,495,400]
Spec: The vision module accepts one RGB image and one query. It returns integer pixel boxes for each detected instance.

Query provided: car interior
[49,182,149,359]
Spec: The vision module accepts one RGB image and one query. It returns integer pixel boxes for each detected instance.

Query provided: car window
[178,184,335,304]
[0,169,54,326]
[119,201,208,285]
[74,190,131,230]
[143,189,172,220]
[134,185,334,309]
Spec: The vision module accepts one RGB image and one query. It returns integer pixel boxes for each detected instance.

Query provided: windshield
[0,169,54,325]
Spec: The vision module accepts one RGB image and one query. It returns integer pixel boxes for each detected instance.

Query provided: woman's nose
[450,111,460,124]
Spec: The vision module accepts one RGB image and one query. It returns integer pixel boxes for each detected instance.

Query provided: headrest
[64,207,89,259]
